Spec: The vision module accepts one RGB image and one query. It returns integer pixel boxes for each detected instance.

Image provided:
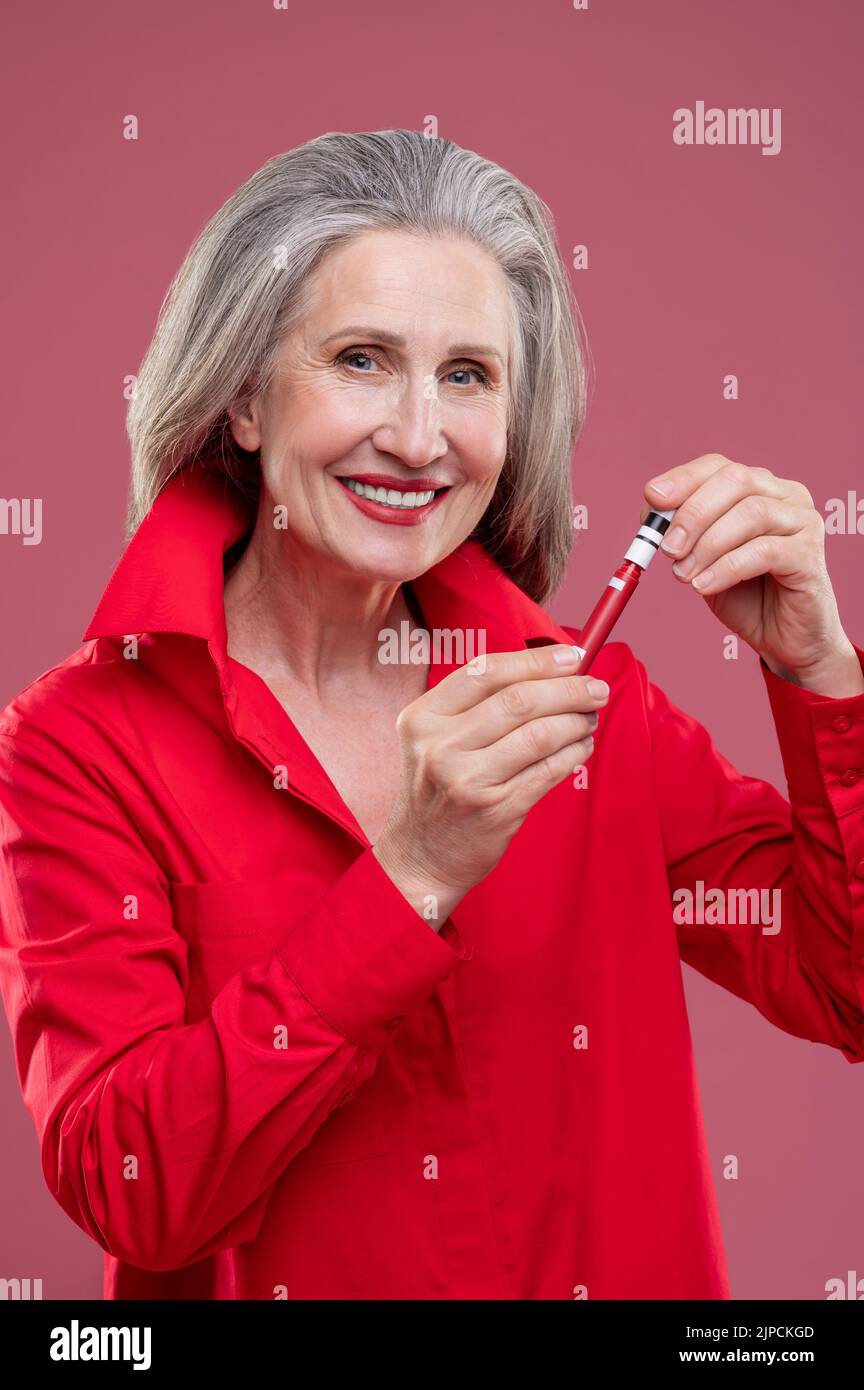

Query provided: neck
[222,518,421,698]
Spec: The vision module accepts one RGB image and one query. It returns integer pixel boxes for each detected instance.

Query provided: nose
[370,376,448,470]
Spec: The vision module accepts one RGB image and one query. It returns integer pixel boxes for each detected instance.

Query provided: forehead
[302,229,512,336]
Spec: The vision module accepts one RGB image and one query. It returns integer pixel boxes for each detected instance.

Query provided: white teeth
[341,478,438,509]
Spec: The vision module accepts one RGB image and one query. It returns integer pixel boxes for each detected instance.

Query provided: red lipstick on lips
[334,473,451,526]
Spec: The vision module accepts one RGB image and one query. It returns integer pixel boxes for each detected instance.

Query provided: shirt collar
[83,465,574,654]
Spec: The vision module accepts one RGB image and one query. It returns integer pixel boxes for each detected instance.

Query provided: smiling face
[228,228,513,584]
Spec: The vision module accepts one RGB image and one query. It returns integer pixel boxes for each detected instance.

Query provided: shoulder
[0,637,135,768]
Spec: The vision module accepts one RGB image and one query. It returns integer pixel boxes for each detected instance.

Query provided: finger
[421,643,585,716]
[668,495,804,583]
[502,732,596,808]
[458,670,609,747]
[677,533,802,594]
[656,460,789,560]
[644,453,733,511]
[471,708,601,784]
[643,452,788,518]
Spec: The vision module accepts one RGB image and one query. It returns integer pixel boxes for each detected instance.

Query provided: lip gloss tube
[570,509,676,673]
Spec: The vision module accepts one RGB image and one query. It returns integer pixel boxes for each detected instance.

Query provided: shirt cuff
[760,642,864,1051]
[759,640,864,812]
[275,845,472,1049]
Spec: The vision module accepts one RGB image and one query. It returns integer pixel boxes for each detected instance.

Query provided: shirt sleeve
[634,642,864,1064]
[0,725,470,1273]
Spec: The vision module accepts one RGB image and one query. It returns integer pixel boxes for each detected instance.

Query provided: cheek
[267,392,369,475]
[458,414,507,482]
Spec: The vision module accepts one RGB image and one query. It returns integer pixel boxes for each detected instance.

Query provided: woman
[1,129,862,1302]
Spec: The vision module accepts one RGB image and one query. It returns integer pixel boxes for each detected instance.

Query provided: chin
[340,548,430,584]
[334,533,442,582]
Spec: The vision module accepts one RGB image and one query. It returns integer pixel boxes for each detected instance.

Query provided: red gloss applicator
[571,508,676,673]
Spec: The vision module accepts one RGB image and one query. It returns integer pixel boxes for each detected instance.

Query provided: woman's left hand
[641,453,863,693]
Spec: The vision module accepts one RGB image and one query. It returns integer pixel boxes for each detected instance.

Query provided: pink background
[1,0,862,1299]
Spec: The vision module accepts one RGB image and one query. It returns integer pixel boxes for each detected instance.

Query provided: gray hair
[126,129,594,603]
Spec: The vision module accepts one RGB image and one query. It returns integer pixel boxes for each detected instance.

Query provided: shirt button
[385,1016,404,1028]
[855,860,864,880]
[338,1089,356,1106]
[833,715,853,733]
[840,768,861,786]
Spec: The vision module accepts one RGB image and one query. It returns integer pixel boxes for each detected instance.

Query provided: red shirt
[1,465,863,1301]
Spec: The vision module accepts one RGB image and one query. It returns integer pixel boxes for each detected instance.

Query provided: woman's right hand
[373,644,609,925]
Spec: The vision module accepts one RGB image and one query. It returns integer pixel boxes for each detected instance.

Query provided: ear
[226,400,261,453]
[227,384,264,452]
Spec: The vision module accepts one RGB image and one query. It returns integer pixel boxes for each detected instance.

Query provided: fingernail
[586,678,609,698]
[553,645,583,664]
[692,569,714,589]
[648,477,673,496]
[661,525,687,552]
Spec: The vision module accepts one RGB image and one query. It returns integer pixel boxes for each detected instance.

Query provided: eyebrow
[320,325,505,364]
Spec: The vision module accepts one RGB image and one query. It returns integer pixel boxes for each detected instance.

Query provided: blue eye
[337,351,379,371]
[447,365,490,387]
[335,348,490,387]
